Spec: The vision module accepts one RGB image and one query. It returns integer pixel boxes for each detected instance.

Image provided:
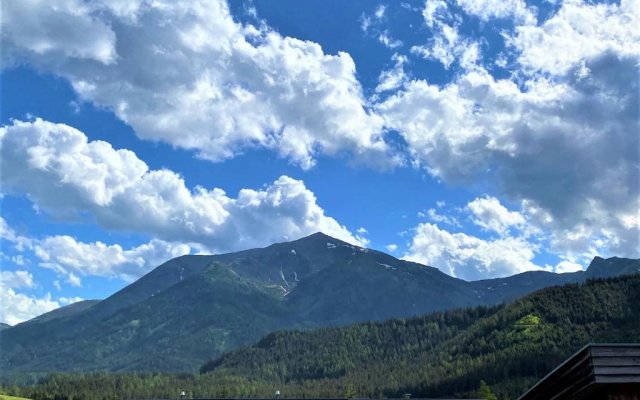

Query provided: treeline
[4,275,639,400]
[1,373,284,400]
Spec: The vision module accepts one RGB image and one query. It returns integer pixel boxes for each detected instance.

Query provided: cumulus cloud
[379,50,639,262]
[0,289,61,326]
[512,0,640,75]
[2,0,396,169]
[405,197,632,278]
[395,0,640,272]
[34,237,192,283]
[0,265,67,325]
[404,222,544,280]
[0,270,34,289]
[0,0,117,65]
[0,119,365,252]
[0,242,88,326]
[0,268,85,325]
[1,215,191,285]
[467,196,525,235]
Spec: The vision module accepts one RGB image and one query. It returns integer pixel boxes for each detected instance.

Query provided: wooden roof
[518,343,640,400]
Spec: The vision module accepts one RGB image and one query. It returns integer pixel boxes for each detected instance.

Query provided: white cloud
[422,0,449,28]
[0,217,17,241]
[360,15,373,32]
[59,296,85,306]
[456,0,536,25]
[0,270,85,324]
[362,5,403,52]
[34,237,192,283]
[404,222,544,280]
[386,243,398,252]
[376,54,408,93]
[1,0,397,170]
[412,1,481,69]
[65,272,82,287]
[378,51,639,262]
[0,289,60,326]
[512,0,640,75]
[2,215,189,284]
[419,208,461,227]
[0,0,117,65]
[0,217,33,252]
[0,261,59,325]
[11,255,27,266]
[554,260,583,273]
[378,31,403,49]
[0,270,34,289]
[0,119,365,253]
[467,196,525,235]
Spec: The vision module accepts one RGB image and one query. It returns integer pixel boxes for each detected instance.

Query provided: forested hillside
[200,274,640,398]
[5,274,639,400]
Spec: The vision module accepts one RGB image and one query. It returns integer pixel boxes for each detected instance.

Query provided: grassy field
[0,395,32,400]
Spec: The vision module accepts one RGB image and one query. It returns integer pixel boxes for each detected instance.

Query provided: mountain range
[1,232,638,374]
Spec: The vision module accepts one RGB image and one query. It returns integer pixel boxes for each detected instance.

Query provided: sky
[1,0,639,325]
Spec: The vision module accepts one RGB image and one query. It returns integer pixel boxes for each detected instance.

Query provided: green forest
[3,274,639,400]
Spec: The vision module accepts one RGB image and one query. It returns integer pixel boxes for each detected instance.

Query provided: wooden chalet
[518,343,640,400]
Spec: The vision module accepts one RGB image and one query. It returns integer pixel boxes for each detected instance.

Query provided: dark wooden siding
[518,344,640,400]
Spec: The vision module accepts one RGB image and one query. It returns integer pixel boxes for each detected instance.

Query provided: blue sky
[1,0,638,325]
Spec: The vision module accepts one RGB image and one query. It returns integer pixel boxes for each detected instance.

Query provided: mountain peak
[287,232,357,247]
[296,231,342,241]
[586,256,640,279]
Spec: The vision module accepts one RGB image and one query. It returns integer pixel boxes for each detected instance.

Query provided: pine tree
[478,380,498,400]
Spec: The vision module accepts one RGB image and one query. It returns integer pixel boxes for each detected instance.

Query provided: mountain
[10,274,640,400]
[583,256,640,278]
[0,323,10,331]
[1,232,638,374]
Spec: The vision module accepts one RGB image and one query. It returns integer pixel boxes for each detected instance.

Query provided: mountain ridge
[1,232,638,374]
